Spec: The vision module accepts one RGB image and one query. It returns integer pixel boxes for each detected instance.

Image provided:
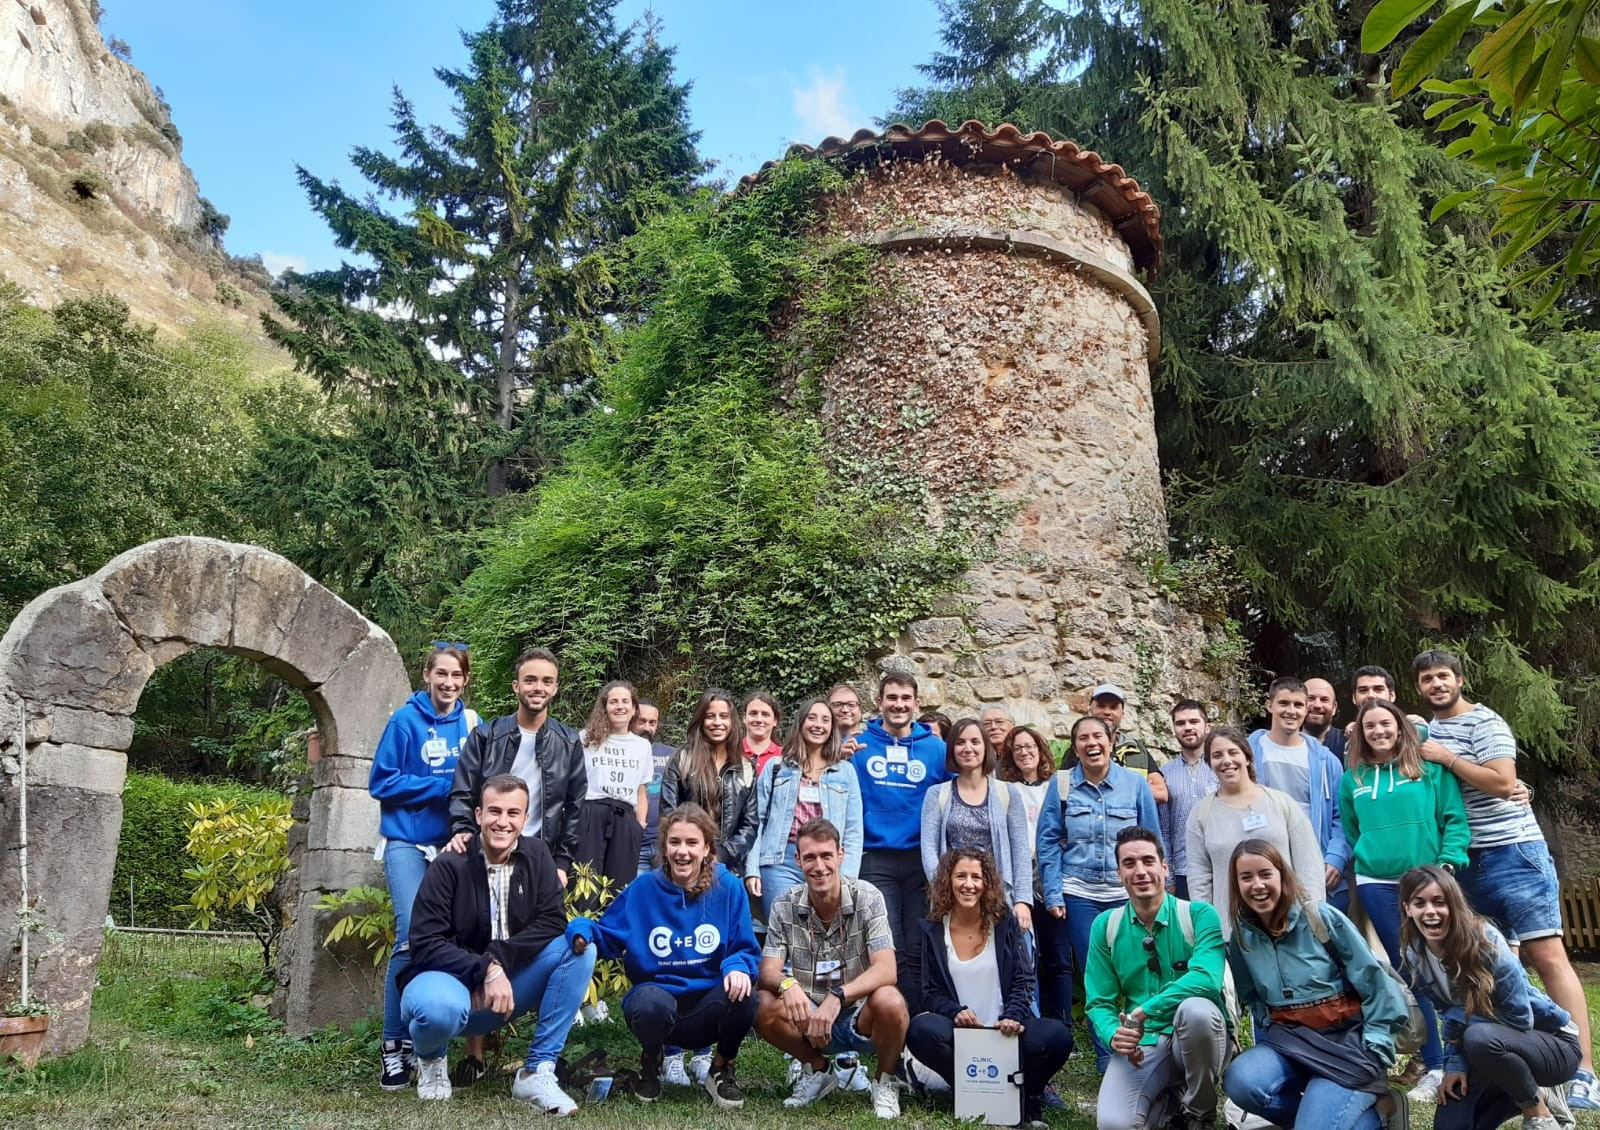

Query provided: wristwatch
[779,976,798,994]
[830,985,847,1006]
[1440,863,1456,874]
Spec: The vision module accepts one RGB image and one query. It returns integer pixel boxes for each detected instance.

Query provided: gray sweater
[1185,785,1326,934]
[919,776,1033,907]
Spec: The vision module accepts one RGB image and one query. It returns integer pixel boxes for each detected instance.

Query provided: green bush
[112,772,286,930]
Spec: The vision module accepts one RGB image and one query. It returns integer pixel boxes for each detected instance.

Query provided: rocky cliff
[0,0,269,332]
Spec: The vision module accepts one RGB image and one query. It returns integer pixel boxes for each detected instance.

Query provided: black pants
[1033,908,1074,1025]
[905,1012,1074,1101]
[574,798,643,914]
[1434,1023,1581,1130]
[623,982,757,1062]
[860,848,927,1013]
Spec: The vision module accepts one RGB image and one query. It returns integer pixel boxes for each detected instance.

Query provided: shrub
[215,281,244,308]
[180,796,294,970]
[112,772,286,930]
[69,166,111,200]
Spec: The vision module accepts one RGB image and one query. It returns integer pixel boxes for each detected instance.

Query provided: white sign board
[954,1026,1023,1126]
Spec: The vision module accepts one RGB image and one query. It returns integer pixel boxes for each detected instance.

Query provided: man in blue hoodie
[1248,676,1351,912]
[855,671,950,1013]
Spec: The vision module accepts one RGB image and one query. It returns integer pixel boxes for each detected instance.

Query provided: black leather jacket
[659,753,758,871]
[448,714,586,872]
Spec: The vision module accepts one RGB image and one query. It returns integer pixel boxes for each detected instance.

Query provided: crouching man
[399,773,596,1111]
[1089,826,1231,1130]
[754,817,910,1119]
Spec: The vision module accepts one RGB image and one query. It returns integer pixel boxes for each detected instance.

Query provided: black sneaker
[636,1051,663,1103]
[379,1038,412,1091]
[449,1054,487,1087]
[705,1059,745,1110]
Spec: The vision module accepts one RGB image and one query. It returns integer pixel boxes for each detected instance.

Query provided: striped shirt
[1428,703,1542,849]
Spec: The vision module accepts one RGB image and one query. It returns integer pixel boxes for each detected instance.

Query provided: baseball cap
[1091,683,1127,702]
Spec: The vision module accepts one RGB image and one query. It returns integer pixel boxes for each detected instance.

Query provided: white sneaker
[1225,1097,1274,1130]
[663,1053,693,1087]
[786,1054,802,1085]
[689,1052,713,1084]
[870,1072,902,1119]
[1407,1069,1445,1104]
[1544,1084,1576,1130]
[834,1054,872,1093]
[416,1055,451,1101]
[512,1062,578,1116]
[784,1062,840,1108]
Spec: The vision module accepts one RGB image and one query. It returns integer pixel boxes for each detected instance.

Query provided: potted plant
[3,703,51,1068]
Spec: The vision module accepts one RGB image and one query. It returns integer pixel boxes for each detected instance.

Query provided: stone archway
[0,537,410,1056]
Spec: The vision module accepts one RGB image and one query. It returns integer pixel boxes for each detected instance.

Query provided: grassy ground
[3,933,1600,1129]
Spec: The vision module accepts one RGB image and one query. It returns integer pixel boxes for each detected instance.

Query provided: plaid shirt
[763,875,893,1004]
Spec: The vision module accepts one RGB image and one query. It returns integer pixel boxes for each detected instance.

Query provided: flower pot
[0,1013,50,1068]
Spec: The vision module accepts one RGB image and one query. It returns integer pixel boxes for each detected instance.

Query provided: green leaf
[1395,1,1477,94]
[1424,96,1466,119]
[1421,77,1482,94]
[1431,189,1481,220]
[1535,3,1588,107]
[1363,0,1443,52]
[1574,36,1600,84]
[1477,0,1551,99]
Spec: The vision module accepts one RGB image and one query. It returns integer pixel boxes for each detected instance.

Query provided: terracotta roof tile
[739,119,1162,270]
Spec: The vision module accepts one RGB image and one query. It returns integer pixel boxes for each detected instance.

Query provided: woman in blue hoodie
[367,644,477,1091]
[1400,866,1579,1130]
[567,803,761,1111]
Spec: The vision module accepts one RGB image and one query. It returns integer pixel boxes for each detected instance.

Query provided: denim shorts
[825,1003,874,1057]
[1461,839,1562,942]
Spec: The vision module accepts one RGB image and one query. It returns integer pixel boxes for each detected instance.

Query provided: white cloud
[790,67,861,143]
[260,251,309,279]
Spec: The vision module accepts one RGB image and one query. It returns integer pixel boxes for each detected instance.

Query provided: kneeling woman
[1400,865,1579,1130]
[567,805,761,1110]
[906,848,1073,1125]
[1224,839,1411,1130]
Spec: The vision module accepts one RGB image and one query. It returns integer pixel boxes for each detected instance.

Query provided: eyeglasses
[1142,933,1162,976]
[432,641,469,652]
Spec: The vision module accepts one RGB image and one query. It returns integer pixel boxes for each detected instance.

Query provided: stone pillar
[0,537,409,1054]
[807,123,1219,738]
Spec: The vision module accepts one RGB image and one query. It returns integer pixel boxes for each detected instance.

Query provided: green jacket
[1338,760,1470,880]
[1084,894,1228,1048]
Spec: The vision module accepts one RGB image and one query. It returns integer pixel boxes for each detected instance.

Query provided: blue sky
[102,1,946,275]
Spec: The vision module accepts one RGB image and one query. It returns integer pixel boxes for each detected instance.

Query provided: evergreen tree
[250,0,702,642]
[895,0,1600,764]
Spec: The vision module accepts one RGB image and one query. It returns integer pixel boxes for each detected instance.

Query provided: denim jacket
[747,758,863,879]
[1037,762,1161,906]
[1406,925,1574,1076]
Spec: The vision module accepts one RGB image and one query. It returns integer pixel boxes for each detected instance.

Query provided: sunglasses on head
[432,641,469,652]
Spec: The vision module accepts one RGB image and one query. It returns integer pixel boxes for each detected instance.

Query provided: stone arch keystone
[0,537,410,1056]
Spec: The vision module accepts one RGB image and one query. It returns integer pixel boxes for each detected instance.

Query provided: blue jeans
[382,842,434,1041]
[1066,892,1127,1071]
[1461,840,1563,942]
[401,936,597,1068]
[760,840,803,918]
[1358,881,1444,1070]
[1225,1045,1380,1130]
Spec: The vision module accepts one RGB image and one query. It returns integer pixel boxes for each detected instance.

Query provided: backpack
[1105,898,1241,1026]
[1300,903,1427,1056]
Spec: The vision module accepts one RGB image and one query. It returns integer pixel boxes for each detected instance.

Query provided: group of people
[364,642,1594,1130]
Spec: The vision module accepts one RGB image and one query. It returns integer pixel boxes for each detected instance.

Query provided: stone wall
[0,537,408,1054]
[815,157,1221,738]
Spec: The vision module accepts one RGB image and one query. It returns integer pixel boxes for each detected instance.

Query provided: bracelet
[779,976,797,994]
[1449,753,1461,772]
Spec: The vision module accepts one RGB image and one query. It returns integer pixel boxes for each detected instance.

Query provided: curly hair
[998,725,1053,782]
[926,848,1007,930]
[656,803,720,898]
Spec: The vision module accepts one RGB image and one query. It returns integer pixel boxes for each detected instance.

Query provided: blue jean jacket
[1406,925,1573,1076]
[1037,762,1162,906]
[747,759,863,878]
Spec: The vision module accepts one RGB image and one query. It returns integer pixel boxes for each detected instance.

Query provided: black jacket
[660,752,758,871]
[448,714,586,872]
[399,833,567,994]
[910,912,1035,1025]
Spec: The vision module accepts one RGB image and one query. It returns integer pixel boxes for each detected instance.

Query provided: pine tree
[247,0,702,644]
[894,0,1600,763]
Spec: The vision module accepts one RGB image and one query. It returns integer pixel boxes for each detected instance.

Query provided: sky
[101,0,946,276]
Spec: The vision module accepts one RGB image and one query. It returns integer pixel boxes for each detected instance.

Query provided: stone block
[99,537,239,648]
[908,616,965,649]
[309,632,410,761]
[298,848,382,893]
[307,785,380,854]
[264,582,376,689]
[953,652,984,677]
[983,650,1026,678]
[311,755,372,792]
[969,678,1005,699]
[277,889,382,1036]
[0,585,150,714]
[27,705,134,751]
[1028,667,1061,699]
[25,742,127,795]
[969,598,1032,646]
[229,548,311,662]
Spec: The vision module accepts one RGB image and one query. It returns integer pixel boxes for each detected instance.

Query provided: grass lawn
[3,932,1600,1129]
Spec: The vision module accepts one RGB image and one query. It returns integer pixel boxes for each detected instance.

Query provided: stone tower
[766,121,1221,739]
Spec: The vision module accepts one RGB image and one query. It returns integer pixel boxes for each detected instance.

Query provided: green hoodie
[1338,759,1469,879]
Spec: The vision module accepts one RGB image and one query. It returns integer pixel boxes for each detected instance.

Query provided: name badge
[1241,812,1268,832]
[798,784,822,804]
[887,744,910,764]
[815,959,841,975]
